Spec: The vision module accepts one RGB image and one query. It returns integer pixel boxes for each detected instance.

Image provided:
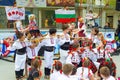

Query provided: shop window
[106,16,113,28]
[42,10,57,28]
[0,8,7,28]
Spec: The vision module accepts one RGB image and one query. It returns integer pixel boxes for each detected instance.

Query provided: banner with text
[16,0,46,7]
[5,7,25,20]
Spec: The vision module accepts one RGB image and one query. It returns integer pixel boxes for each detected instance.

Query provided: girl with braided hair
[50,60,62,80]
[27,57,42,80]
[76,57,95,80]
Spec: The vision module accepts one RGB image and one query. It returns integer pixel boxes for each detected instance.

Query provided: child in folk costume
[81,43,98,73]
[96,33,112,64]
[41,28,58,79]
[26,38,42,66]
[99,66,116,80]
[27,57,42,80]
[58,24,75,64]
[15,20,29,33]
[98,58,116,78]
[68,22,79,38]
[96,44,106,64]
[105,40,117,56]
[50,60,62,80]
[70,66,80,80]
[87,27,99,49]
[57,64,73,80]
[78,17,86,37]
[77,17,87,47]
[28,14,37,27]
[82,43,95,61]
[10,32,31,80]
[96,33,106,49]
[66,43,81,68]
[76,57,95,80]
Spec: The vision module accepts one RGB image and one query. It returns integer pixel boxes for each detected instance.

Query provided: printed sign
[5,7,25,20]
[16,0,46,7]
[104,32,114,41]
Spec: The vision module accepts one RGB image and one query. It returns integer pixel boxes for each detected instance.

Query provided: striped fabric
[55,9,76,23]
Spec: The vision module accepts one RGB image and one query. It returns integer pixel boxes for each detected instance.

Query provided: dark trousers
[15,69,24,78]
[44,68,51,76]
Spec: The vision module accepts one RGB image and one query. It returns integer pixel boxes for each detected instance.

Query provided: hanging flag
[55,9,76,23]
[5,7,25,20]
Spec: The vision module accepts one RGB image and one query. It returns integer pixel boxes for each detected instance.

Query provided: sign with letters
[5,7,25,20]
[16,0,46,7]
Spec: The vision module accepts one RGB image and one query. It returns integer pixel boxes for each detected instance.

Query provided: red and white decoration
[5,7,25,20]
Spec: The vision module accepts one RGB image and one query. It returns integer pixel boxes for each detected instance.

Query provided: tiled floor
[0,54,120,80]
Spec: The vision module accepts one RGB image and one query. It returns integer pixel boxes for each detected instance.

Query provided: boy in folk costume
[9,32,31,80]
[50,60,62,80]
[26,38,42,66]
[66,43,81,68]
[41,28,58,79]
[70,66,80,80]
[57,64,73,80]
[99,66,116,80]
[58,24,76,64]
[98,58,116,78]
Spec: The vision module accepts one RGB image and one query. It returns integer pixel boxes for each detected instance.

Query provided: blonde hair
[62,64,73,75]
[82,58,90,67]
[100,66,110,77]
[97,33,106,45]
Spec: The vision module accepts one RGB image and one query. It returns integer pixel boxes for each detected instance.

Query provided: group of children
[0,16,117,80]
[49,25,117,80]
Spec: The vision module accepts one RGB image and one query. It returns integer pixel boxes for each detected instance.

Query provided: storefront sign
[5,7,25,20]
[47,0,75,7]
[16,0,46,7]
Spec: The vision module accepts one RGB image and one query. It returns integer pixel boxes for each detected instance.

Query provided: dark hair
[93,27,99,35]
[54,61,62,71]
[71,66,77,75]
[13,1,16,5]
[49,28,57,35]
[16,32,24,39]
[89,10,93,13]
[107,22,110,26]
[62,24,69,31]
